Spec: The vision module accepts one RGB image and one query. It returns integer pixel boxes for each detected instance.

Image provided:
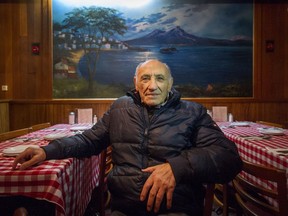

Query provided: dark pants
[111,210,189,216]
[0,196,55,216]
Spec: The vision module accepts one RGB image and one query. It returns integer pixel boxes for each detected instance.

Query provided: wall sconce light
[32,43,40,55]
[265,40,274,52]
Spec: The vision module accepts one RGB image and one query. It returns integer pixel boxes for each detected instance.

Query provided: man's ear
[168,77,174,91]
[134,76,138,91]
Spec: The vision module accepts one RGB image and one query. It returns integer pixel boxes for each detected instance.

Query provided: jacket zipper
[141,106,150,169]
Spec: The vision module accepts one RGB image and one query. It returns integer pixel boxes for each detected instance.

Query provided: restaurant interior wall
[0,0,287,131]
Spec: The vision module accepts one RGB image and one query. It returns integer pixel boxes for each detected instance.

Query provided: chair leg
[13,207,28,216]
[222,184,228,216]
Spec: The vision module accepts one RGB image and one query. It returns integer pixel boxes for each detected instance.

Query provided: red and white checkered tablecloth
[0,124,100,216]
[217,122,288,206]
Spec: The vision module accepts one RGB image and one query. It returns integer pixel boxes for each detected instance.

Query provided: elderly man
[13,59,242,216]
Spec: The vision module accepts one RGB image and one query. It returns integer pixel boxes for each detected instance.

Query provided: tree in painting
[59,6,127,95]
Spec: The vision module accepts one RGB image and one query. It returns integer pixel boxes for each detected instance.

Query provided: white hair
[134,59,172,78]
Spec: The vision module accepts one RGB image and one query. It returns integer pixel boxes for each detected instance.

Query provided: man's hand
[140,163,176,213]
[12,147,46,170]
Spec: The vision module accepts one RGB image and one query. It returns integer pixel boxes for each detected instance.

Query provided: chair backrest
[256,121,283,128]
[212,106,228,122]
[213,182,239,216]
[89,146,113,216]
[30,122,51,131]
[13,207,28,216]
[233,160,288,216]
[213,183,229,216]
[76,108,93,123]
[0,128,31,142]
[204,183,215,216]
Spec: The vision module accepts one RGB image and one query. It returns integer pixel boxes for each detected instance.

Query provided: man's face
[134,60,173,107]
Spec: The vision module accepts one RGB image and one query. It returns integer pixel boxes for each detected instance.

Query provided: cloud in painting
[121,2,252,40]
[53,0,253,41]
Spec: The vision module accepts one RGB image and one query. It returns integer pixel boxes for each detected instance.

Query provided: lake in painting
[78,45,252,87]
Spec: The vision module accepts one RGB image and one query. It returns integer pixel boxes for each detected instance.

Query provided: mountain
[124,26,252,46]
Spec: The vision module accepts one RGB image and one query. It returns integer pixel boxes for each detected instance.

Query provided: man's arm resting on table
[12,147,47,170]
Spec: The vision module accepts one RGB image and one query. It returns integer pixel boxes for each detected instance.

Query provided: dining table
[217,121,288,204]
[0,123,100,216]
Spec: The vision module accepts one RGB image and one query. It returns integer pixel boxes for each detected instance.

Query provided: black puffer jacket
[43,88,242,215]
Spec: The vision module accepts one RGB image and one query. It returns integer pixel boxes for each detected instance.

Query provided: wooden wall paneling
[229,102,251,122]
[12,1,28,99]
[9,101,49,129]
[8,0,52,100]
[9,100,287,130]
[19,0,38,99]
[261,3,285,100]
[19,1,28,36]
[268,102,287,124]
[0,1,13,99]
[253,2,263,99]
[0,101,10,133]
[9,100,114,130]
[29,103,50,125]
[26,0,39,99]
[30,0,53,99]
[284,3,288,100]
[9,103,29,129]
[183,99,287,126]
[284,102,288,129]
[267,4,286,100]
[41,0,53,99]
[49,104,68,125]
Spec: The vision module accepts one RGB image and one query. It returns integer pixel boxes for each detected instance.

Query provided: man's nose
[148,78,158,90]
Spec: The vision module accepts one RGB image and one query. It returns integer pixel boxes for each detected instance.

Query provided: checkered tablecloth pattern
[217,122,288,206]
[0,124,100,216]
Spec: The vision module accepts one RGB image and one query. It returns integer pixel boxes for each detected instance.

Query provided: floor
[86,203,237,216]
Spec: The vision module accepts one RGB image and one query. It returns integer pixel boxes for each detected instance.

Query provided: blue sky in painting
[53,0,253,41]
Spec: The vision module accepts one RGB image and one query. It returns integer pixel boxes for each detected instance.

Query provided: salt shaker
[207,109,212,117]
[93,114,97,124]
[228,113,234,122]
[69,112,75,124]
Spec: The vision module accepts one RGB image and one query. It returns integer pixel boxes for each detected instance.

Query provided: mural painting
[53,0,253,98]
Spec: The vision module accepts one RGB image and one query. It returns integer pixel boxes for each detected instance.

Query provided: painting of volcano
[52,0,253,98]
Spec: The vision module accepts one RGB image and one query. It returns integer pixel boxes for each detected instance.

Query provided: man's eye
[141,76,150,82]
[156,77,165,81]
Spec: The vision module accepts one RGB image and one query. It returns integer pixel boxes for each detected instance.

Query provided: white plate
[70,126,90,131]
[43,133,68,140]
[258,128,284,135]
[230,122,250,127]
[2,145,40,156]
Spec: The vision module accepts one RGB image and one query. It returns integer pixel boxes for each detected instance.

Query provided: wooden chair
[13,207,28,216]
[104,146,113,208]
[213,183,240,216]
[30,122,51,132]
[85,146,113,216]
[256,121,283,128]
[232,160,288,216]
[86,149,214,216]
[204,183,216,216]
[0,128,31,142]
